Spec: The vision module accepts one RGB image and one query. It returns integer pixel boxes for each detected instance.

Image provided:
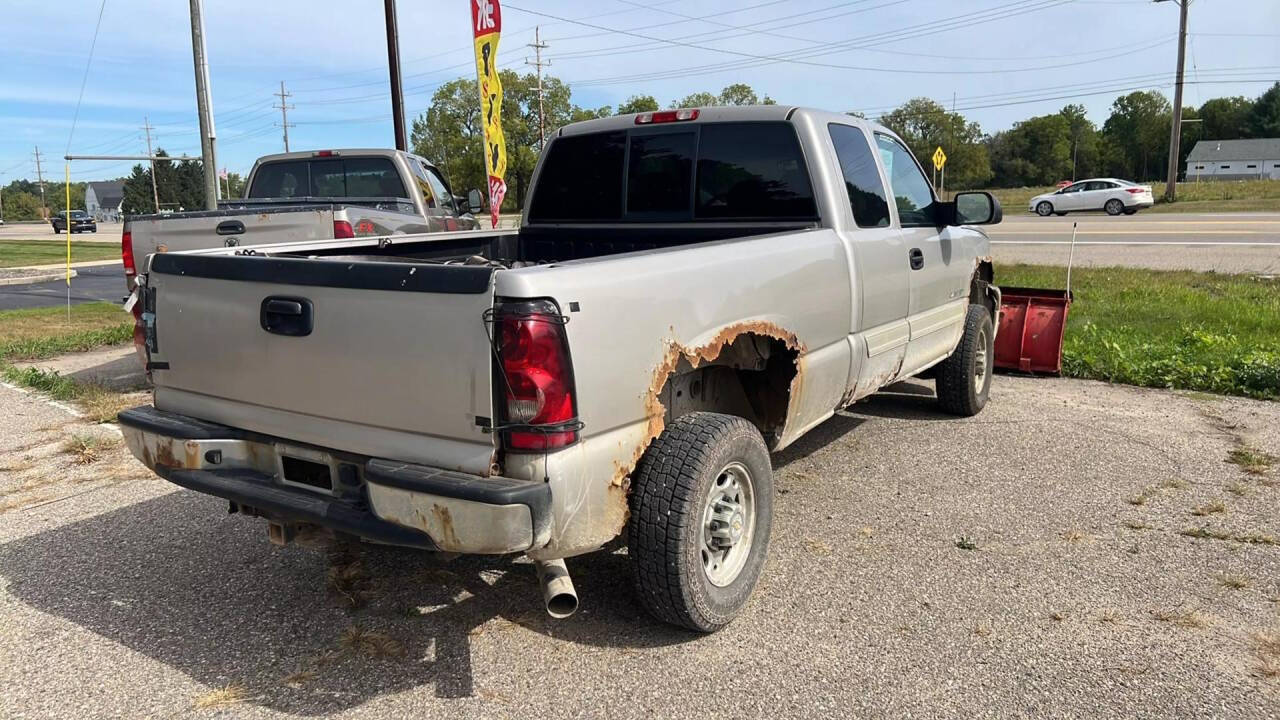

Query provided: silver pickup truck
[119,106,1002,632]
[121,149,481,290]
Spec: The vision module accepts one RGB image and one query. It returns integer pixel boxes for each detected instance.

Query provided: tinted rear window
[695,124,815,219]
[528,122,815,223]
[248,157,407,199]
[529,132,626,221]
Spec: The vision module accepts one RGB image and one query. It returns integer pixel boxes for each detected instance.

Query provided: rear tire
[935,304,994,416]
[628,412,774,633]
[1105,198,1124,216]
[1035,201,1053,217]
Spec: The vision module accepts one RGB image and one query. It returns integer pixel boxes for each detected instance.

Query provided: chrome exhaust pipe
[534,558,578,619]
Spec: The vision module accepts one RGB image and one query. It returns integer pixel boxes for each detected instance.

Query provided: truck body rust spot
[616,320,806,491]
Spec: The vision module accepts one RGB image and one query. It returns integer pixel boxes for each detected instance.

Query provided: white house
[86,180,125,220]
[1185,139,1280,181]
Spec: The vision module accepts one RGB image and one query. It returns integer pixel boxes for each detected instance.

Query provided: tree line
[4,80,1275,220]
[414,76,1278,207]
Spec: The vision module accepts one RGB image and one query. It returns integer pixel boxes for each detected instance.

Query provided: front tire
[628,412,774,633]
[935,304,994,416]
[1105,198,1124,216]
[1035,201,1053,217]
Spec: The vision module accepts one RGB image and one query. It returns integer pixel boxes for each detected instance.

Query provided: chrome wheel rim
[1107,200,1122,215]
[701,461,755,587]
[975,327,990,390]
[1037,202,1051,216]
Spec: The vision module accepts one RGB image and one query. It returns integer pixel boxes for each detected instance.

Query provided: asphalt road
[1,213,1276,313]
[2,375,1278,718]
[0,221,121,241]
[987,212,1280,273]
[0,263,126,311]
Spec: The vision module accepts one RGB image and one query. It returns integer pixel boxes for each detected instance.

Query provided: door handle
[261,296,313,336]
[909,248,925,270]
[216,220,245,235]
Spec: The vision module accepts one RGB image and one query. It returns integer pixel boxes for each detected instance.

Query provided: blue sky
[1,0,1277,185]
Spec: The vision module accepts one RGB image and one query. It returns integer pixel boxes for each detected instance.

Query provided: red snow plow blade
[994,287,1072,375]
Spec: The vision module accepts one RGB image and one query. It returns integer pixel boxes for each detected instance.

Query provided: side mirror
[466,189,484,214]
[952,191,1002,226]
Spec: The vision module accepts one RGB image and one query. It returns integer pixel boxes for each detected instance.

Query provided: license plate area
[276,444,337,493]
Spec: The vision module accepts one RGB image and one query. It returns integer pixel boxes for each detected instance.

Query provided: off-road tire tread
[936,304,993,416]
[628,412,768,632]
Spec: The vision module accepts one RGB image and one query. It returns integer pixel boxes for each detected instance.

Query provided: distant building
[86,180,125,220]
[1185,139,1280,181]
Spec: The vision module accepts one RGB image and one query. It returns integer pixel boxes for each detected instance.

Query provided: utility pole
[526,27,551,148]
[188,0,220,209]
[1157,0,1189,203]
[142,117,161,213]
[33,146,47,218]
[274,81,295,152]
[383,0,407,151]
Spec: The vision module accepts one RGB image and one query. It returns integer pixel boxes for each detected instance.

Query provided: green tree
[878,98,992,189]
[1100,91,1171,180]
[119,149,204,214]
[617,95,659,114]
[410,72,606,210]
[673,91,718,108]
[1197,96,1254,140]
[1059,104,1100,180]
[987,113,1073,187]
[1246,82,1280,138]
[2,178,84,216]
[2,191,44,220]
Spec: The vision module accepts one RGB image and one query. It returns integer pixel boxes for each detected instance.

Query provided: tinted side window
[627,132,694,214]
[828,124,889,228]
[696,123,816,220]
[425,167,456,213]
[529,132,626,221]
[248,160,309,198]
[406,159,436,208]
[874,134,936,226]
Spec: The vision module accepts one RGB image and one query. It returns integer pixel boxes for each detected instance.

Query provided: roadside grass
[0,303,136,423]
[995,265,1280,400]
[60,432,120,465]
[977,179,1280,215]
[192,684,248,710]
[0,239,120,268]
[2,366,135,423]
[1227,446,1276,476]
[0,302,132,362]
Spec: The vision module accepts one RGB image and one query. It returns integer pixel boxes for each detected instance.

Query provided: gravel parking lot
[1,375,1277,718]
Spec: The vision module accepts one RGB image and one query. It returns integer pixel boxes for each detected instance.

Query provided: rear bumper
[118,405,551,554]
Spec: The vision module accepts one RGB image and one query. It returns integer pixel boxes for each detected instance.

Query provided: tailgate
[132,207,335,268]
[145,252,497,474]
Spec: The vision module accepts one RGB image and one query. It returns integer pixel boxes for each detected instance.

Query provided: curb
[0,270,78,286]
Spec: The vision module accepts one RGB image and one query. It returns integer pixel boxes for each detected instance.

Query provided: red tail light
[635,108,699,124]
[493,299,578,451]
[1125,188,1144,194]
[333,219,355,238]
[122,229,136,278]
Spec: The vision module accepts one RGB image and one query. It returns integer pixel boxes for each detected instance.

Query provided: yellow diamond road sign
[932,146,947,171]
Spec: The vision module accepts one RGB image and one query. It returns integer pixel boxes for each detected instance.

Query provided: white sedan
[1029,178,1154,216]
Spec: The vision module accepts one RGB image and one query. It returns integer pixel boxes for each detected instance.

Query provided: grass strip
[995,264,1280,400]
[0,302,132,362]
[0,239,121,268]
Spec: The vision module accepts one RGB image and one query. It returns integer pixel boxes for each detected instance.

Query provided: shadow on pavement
[0,382,963,713]
[0,491,691,714]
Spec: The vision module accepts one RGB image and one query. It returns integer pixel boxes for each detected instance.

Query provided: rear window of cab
[529,122,817,223]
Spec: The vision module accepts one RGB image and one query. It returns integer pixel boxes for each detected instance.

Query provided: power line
[65,0,109,155]
[274,81,295,152]
[526,26,551,147]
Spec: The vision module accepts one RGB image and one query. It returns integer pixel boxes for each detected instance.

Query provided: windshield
[529,121,817,223]
[248,156,408,199]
